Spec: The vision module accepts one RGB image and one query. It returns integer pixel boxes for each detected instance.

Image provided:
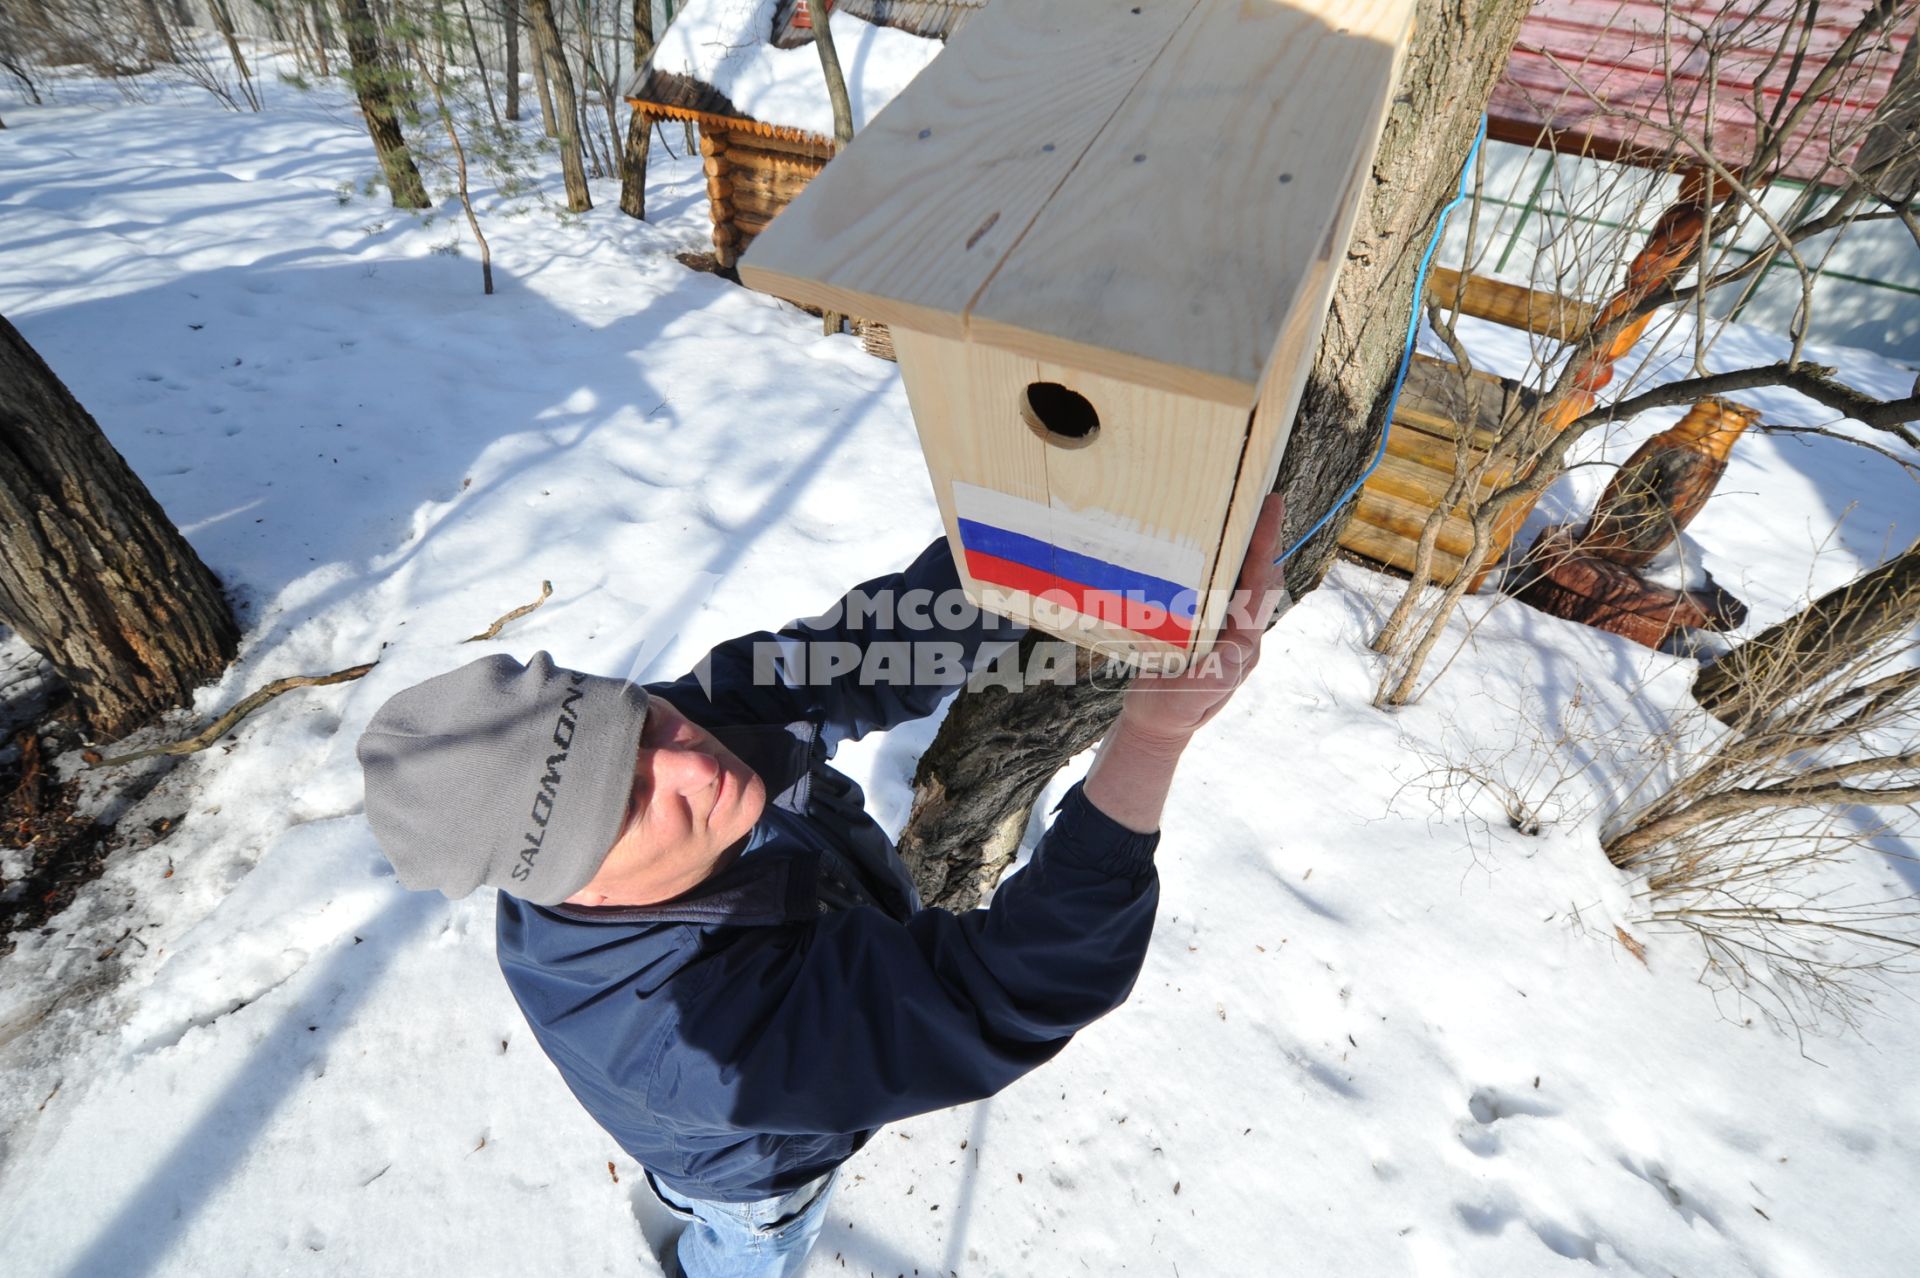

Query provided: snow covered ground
[3,48,1918,1278]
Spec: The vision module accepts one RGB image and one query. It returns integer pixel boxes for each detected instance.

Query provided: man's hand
[1115,493,1290,749]
[1083,494,1289,833]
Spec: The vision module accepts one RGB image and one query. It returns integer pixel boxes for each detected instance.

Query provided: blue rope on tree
[1273,114,1489,567]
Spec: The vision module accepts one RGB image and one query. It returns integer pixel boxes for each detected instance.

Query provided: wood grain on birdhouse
[741,0,1417,658]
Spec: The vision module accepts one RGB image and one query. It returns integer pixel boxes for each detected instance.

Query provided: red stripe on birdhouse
[792,0,833,32]
[963,550,1196,646]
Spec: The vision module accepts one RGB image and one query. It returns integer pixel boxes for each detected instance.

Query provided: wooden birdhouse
[740,0,1416,660]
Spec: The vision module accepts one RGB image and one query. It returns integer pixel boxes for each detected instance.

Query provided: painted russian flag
[951,483,1205,647]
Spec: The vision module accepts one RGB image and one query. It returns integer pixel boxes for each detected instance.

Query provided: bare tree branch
[1569,361,1920,443]
[1775,750,1920,793]
[1756,423,1920,477]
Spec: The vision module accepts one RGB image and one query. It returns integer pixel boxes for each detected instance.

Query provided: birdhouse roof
[624,0,980,143]
[739,0,1417,410]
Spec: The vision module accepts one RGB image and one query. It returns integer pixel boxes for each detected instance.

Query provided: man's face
[562,699,768,907]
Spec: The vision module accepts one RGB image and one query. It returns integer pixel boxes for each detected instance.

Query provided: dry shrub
[1605,541,1920,1034]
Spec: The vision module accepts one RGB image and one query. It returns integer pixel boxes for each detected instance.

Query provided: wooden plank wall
[1337,355,1533,587]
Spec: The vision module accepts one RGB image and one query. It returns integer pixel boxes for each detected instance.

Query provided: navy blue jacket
[495,542,1162,1202]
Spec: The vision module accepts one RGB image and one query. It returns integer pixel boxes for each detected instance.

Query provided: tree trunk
[1693,538,1920,728]
[807,0,855,327]
[339,0,431,209]
[808,1,855,150]
[573,58,611,177]
[899,638,1126,911]
[527,0,591,210]
[528,0,559,137]
[1274,1,1529,598]
[1853,14,1920,204]
[414,45,495,294]
[617,0,653,218]
[896,0,1532,911]
[209,0,250,77]
[501,0,521,120]
[0,315,238,738]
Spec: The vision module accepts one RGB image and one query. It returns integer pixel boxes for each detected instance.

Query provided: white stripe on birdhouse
[951,483,1206,590]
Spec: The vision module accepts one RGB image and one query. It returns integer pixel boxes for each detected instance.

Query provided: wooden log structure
[1430,266,1598,342]
[1335,353,1532,583]
[697,126,738,267]
[855,318,895,362]
[641,109,836,267]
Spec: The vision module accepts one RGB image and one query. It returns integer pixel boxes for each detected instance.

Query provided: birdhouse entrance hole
[1021,382,1100,449]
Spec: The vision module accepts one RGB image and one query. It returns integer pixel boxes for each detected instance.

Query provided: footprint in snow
[1467,1085,1559,1125]
[1458,1085,1560,1157]
[1454,1199,1601,1264]
[1616,1153,1725,1232]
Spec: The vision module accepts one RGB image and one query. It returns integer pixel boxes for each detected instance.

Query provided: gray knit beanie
[356,652,650,905]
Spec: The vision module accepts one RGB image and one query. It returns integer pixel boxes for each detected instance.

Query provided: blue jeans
[647,1168,839,1278]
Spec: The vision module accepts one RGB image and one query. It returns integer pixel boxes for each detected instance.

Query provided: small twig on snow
[463,581,554,643]
[91,663,379,768]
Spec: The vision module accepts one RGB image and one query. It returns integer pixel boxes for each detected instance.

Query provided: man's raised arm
[653,537,1024,744]
[1083,494,1289,833]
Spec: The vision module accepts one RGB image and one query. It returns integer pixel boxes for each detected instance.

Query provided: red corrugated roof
[1489,0,1917,183]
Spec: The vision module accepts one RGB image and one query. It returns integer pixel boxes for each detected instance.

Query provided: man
[357,497,1287,1277]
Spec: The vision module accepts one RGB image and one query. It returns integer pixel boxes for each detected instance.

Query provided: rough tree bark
[1852,13,1920,204]
[809,0,855,151]
[617,0,653,218]
[528,0,557,136]
[897,638,1128,909]
[897,0,1533,912]
[500,0,522,120]
[0,315,238,738]
[527,0,591,210]
[339,0,431,209]
[1693,538,1920,728]
[1274,2,1529,599]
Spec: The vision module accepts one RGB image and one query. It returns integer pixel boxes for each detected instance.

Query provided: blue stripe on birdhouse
[956,519,1196,619]
[949,482,1207,645]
